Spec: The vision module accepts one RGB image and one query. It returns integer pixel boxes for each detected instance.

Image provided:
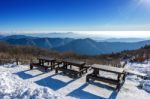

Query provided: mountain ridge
[0,35,150,55]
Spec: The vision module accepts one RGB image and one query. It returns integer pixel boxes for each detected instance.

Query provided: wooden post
[16,58,19,65]
[30,63,33,69]
[93,68,99,76]
[86,75,90,82]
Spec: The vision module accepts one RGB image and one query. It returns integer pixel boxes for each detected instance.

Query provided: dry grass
[0,42,150,66]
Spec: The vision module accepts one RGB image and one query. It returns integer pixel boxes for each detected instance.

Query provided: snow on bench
[124,69,148,79]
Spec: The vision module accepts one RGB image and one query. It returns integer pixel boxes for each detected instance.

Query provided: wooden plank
[86,74,120,85]
[86,74,124,91]
[63,59,85,66]
[55,67,82,77]
[92,64,124,74]
[38,57,55,62]
[124,69,148,78]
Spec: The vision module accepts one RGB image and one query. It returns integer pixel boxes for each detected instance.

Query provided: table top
[38,57,55,61]
[63,59,85,66]
[92,64,124,74]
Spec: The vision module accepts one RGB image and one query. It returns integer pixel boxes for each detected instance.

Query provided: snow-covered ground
[117,61,150,99]
[0,61,150,99]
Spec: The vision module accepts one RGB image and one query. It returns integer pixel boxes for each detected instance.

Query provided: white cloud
[74,31,150,38]
[1,30,150,38]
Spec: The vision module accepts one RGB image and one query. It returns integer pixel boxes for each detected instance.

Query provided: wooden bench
[86,64,125,91]
[30,57,58,71]
[55,59,89,78]
[86,74,122,90]
[30,62,50,71]
[124,69,148,79]
[55,67,84,78]
[30,61,59,71]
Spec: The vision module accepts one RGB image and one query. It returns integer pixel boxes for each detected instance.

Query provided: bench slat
[87,74,120,85]
[92,64,124,74]
[125,69,148,79]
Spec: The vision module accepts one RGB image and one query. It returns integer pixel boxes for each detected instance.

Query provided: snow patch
[0,63,17,68]
[1,61,150,99]
[142,80,150,93]
[0,68,73,99]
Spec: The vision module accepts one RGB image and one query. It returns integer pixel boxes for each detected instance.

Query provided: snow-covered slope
[0,64,74,99]
[0,62,150,99]
[117,61,150,99]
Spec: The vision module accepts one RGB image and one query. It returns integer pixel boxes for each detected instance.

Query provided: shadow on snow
[35,73,76,91]
[14,68,119,98]
[67,81,118,99]
[14,68,46,79]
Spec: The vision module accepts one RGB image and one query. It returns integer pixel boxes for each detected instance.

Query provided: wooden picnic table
[30,57,58,71]
[62,59,86,69]
[38,57,56,66]
[86,64,125,91]
[55,59,88,78]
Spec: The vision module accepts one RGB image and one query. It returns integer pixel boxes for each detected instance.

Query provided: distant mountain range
[26,32,82,39]
[103,38,148,42]
[26,33,149,42]
[1,32,149,42]
[54,38,150,55]
[0,35,73,49]
[0,35,150,55]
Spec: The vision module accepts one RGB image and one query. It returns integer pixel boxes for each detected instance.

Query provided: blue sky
[0,0,150,33]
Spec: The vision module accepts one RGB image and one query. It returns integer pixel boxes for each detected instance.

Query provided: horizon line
[0,31,150,38]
